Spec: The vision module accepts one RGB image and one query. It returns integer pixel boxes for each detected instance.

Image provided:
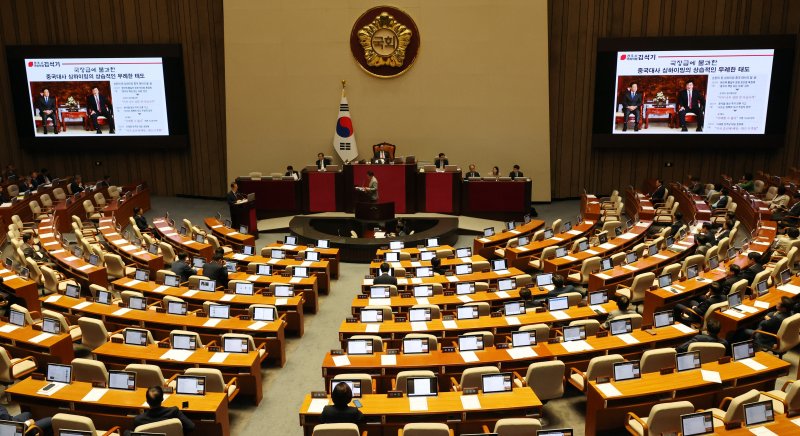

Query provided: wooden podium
[230,194,258,239]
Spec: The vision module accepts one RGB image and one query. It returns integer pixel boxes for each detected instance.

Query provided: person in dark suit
[776,192,800,227]
[519,288,537,308]
[87,87,115,134]
[430,257,446,276]
[22,234,47,263]
[676,318,729,354]
[547,274,578,298]
[434,153,449,169]
[96,175,111,189]
[202,251,228,287]
[668,212,684,237]
[603,297,637,329]
[721,264,745,294]
[621,82,642,132]
[171,253,196,282]
[373,263,397,286]
[696,222,716,246]
[372,148,390,164]
[227,182,241,227]
[741,251,766,285]
[464,164,480,179]
[673,281,726,325]
[36,88,58,134]
[0,404,53,436]
[316,153,332,170]
[36,168,51,186]
[69,175,85,195]
[128,385,195,435]
[133,207,150,233]
[651,179,666,203]
[509,165,524,180]
[18,176,35,193]
[320,382,363,425]
[712,188,730,209]
[746,297,793,350]
[677,80,704,132]
[284,166,299,180]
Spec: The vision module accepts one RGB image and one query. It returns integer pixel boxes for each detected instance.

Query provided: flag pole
[341,80,346,98]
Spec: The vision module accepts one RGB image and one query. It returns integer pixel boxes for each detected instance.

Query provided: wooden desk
[710,413,800,434]
[417,170,462,214]
[344,163,417,214]
[93,342,263,404]
[8,378,230,435]
[585,352,790,435]
[302,169,345,213]
[262,242,340,279]
[204,217,256,249]
[462,179,532,217]
[0,267,41,312]
[53,189,106,233]
[111,277,305,336]
[0,321,73,367]
[101,186,151,224]
[360,267,527,293]
[0,180,68,242]
[367,255,487,276]
[724,180,773,233]
[472,220,545,258]
[153,217,214,261]
[224,252,331,295]
[375,245,456,258]
[504,221,596,271]
[542,221,652,274]
[228,272,318,315]
[40,294,287,367]
[711,277,800,339]
[669,182,712,222]
[625,190,655,221]
[37,218,109,288]
[237,177,302,216]
[299,388,541,436]
[98,217,164,276]
[581,194,602,222]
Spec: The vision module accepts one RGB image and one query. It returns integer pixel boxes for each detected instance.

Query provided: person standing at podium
[435,153,449,169]
[356,171,379,202]
[316,153,332,170]
[227,182,241,227]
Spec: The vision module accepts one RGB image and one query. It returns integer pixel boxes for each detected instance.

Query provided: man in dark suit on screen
[621,82,642,132]
[677,80,704,132]
[87,87,115,134]
[36,88,58,134]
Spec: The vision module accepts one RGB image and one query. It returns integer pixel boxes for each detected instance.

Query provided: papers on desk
[622,264,639,272]
[183,290,198,297]
[598,243,616,250]
[365,324,381,333]
[3,275,18,281]
[153,285,170,293]
[567,229,582,235]
[411,322,428,332]
[642,206,654,211]
[738,358,767,371]
[307,398,329,414]
[762,225,776,230]
[81,387,108,402]
[410,278,422,285]
[652,254,669,260]
[72,301,92,310]
[460,351,479,363]
[126,279,142,287]
[701,369,722,383]
[410,262,422,268]
[737,305,759,314]
[550,311,570,320]
[595,273,612,280]
[415,297,429,305]
[589,305,607,314]
[232,253,247,260]
[50,249,65,254]
[516,246,530,252]
[507,347,537,359]
[442,320,458,329]
[585,249,599,256]
[121,245,138,252]
[478,238,491,243]
[777,283,800,295]
[133,250,148,256]
[368,298,391,306]
[595,382,622,398]
[672,323,696,334]
[228,231,239,236]
[409,396,428,411]
[446,276,459,283]
[749,426,778,436]
[267,259,280,265]
[112,308,131,316]
[64,256,79,262]
[460,257,473,263]
[0,203,11,208]
[247,321,267,330]
[275,298,288,306]
[44,295,61,303]
[37,382,67,396]
[39,232,54,239]
[290,277,302,284]
[562,340,593,353]
[495,269,510,276]
[209,352,229,363]
[220,294,236,302]
[211,224,222,229]
[616,334,640,345]
[397,278,408,285]
[43,241,59,247]
[460,395,482,410]
[617,233,637,240]
[457,295,473,303]
[494,291,510,299]
[302,260,315,267]
[247,275,260,282]
[792,417,800,427]
[203,318,222,327]
[381,354,397,366]
[509,229,521,235]
[505,316,521,325]
[562,256,578,262]
[0,324,19,333]
[722,309,746,318]
[754,300,770,309]
[551,237,564,242]
[161,349,194,361]
[29,333,53,343]
[332,355,351,367]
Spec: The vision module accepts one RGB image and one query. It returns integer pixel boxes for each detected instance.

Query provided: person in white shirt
[769,186,790,211]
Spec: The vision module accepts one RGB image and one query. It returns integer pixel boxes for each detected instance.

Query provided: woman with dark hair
[320,382,364,424]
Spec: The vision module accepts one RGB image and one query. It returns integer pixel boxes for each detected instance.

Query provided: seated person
[434,153,449,169]
[464,164,480,179]
[741,251,766,285]
[775,192,800,226]
[316,152,332,170]
[673,281,725,326]
[746,297,793,351]
[769,186,790,211]
[668,212,684,237]
[95,175,111,189]
[372,148,391,163]
[18,176,35,193]
[774,227,800,254]
[201,250,229,287]
[706,183,722,202]
[509,165,523,180]
[284,166,300,180]
[651,179,666,203]
[171,252,197,283]
[688,176,705,195]
[373,262,397,286]
[69,175,85,195]
[320,382,364,424]
[22,234,47,263]
[129,385,195,435]
[714,219,734,242]
[676,318,729,354]
[133,207,153,234]
[519,288,536,308]
[487,166,500,177]
[394,218,409,237]
[721,264,744,293]
[430,257,446,276]
[695,222,716,246]
[711,188,730,209]
[0,405,52,436]
[603,297,636,329]
[548,274,578,298]
[738,173,755,193]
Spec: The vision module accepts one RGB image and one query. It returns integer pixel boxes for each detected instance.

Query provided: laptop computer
[653,310,674,328]
[456,248,472,258]
[271,249,286,259]
[171,333,197,350]
[483,228,495,237]
[498,278,515,291]
[293,266,309,278]
[504,301,526,316]
[457,305,479,320]
[346,338,374,355]
[134,269,149,282]
[548,296,569,311]
[65,283,81,298]
[413,285,433,297]
[163,274,181,287]
[512,331,536,347]
[167,301,187,315]
[234,281,254,296]
[536,273,554,289]
[609,318,632,336]
[331,380,363,398]
[124,328,149,346]
[732,340,756,361]
[256,264,271,276]
[128,296,147,310]
[274,285,294,297]
[197,279,216,292]
[456,282,475,295]
[360,309,383,323]
[223,336,250,353]
[588,291,608,306]
[420,251,436,261]
[208,304,230,319]
[0,420,25,436]
[8,309,25,327]
[562,326,586,342]
[42,316,61,335]
[46,363,72,385]
[415,267,433,278]
[455,264,472,275]
[317,239,330,249]
[252,306,277,322]
[408,308,431,322]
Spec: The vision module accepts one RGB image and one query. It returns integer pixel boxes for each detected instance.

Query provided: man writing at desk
[356,171,378,202]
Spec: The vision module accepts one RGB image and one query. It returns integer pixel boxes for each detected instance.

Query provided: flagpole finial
[341,80,346,89]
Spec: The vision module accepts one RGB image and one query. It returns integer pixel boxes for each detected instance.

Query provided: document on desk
[81,387,108,402]
[446,276,459,283]
[368,298,391,306]
[701,369,722,383]
[161,349,194,361]
[722,309,746,318]
[562,340,592,353]
[478,238,491,243]
[748,426,778,436]
[494,291,510,299]
[112,308,132,316]
[409,396,428,411]
[397,278,408,285]
[37,382,67,396]
[275,298,288,306]
[301,261,312,267]
[0,324,19,333]
[29,333,53,344]
[595,382,622,398]
[183,290,198,297]
[209,352,229,363]
[460,395,482,410]
[595,273,612,280]
[457,295,473,303]
[220,294,236,302]
[777,283,800,295]
[44,295,61,303]
[622,264,639,271]
[411,322,428,332]
[72,301,92,310]
[567,229,583,235]
[267,259,280,265]
[753,300,770,309]
[585,249,599,255]
[598,243,616,250]
[365,324,381,333]
[505,316,520,325]
[563,256,578,262]
[460,351,479,363]
[672,323,696,334]
[460,257,473,263]
[332,355,350,367]
[618,233,637,240]
[411,278,423,284]
[590,305,607,314]
[64,256,79,262]
[652,253,669,260]
[737,305,759,314]
[507,347,537,359]
[232,253,247,260]
[307,398,329,414]
[442,320,458,329]
[247,321,267,330]
[290,277,302,284]
[415,297,429,305]
[616,334,640,345]
[738,358,767,371]
[381,354,397,366]
[411,262,422,268]
[550,311,570,321]
[203,318,222,327]
[126,279,142,287]
[792,417,800,427]
[77,264,94,271]
[247,275,260,282]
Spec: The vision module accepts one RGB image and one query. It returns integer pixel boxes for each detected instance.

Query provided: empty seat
[52,413,120,436]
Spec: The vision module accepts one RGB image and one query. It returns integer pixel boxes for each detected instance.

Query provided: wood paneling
[0,0,226,197]
[549,0,800,198]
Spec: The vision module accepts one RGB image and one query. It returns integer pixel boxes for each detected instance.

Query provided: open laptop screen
[108,370,136,391]
[676,351,702,372]
[406,377,438,397]
[481,373,513,393]
[680,411,714,436]
[732,340,756,361]
[743,400,774,426]
[175,375,206,395]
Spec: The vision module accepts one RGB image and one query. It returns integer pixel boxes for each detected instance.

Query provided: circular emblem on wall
[350,6,420,78]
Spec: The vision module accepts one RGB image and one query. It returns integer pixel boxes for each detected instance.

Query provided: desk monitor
[555,247,569,258]
[456,282,475,295]
[293,266,309,278]
[108,370,136,391]
[88,254,100,266]
[58,431,93,436]
[96,290,112,305]
[223,337,249,354]
[597,232,608,244]
[732,340,756,361]
[252,306,276,322]
[744,400,774,427]
[653,310,674,328]
[426,238,439,248]
[613,361,641,381]
[676,351,702,372]
[256,264,271,276]
[234,281,254,296]
[506,221,517,231]
[360,309,383,323]
[625,252,638,264]
[191,257,204,269]
[8,309,25,327]
[242,245,255,256]
[17,267,29,280]
[271,249,286,259]
[780,268,791,284]
[518,236,530,246]
[562,325,586,342]
[128,295,146,311]
[223,219,231,228]
[609,318,632,336]
[42,316,61,334]
[133,269,149,282]
[225,262,237,273]
[415,267,433,278]
[709,256,720,270]
[537,430,573,436]
[481,372,513,394]
[543,229,554,239]
[548,296,569,311]
[0,420,25,436]
[274,285,294,297]
[193,233,204,243]
[163,274,181,287]
[680,411,714,436]
[407,377,438,397]
[198,279,216,292]
[71,246,83,258]
[457,305,479,320]
[420,251,436,261]
[455,248,472,258]
[577,240,590,252]
[504,301,526,316]
[600,258,613,271]
[657,273,672,288]
[208,304,230,319]
[124,329,149,346]
[413,285,433,297]
[727,247,738,260]
[46,363,72,384]
[330,380,362,398]
[665,236,674,248]
[408,308,431,322]
[686,264,699,280]
[455,263,472,275]
[317,239,330,249]
[402,338,430,354]
[369,286,390,298]
[389,241,404,250]
[498,278,515,291]
[175,375,206,396]
[284,236,297,246]
[564,221,572,231]
[171,333,197,350]
[647,244,659,256]
[588,291,608,306]
[65,283,81,298]
[536,273,553,288]
[483,228,495,237]
[728,292,743,309]
[347,338,374,355]
[238,224,248,234]
[167,301,187,315]
[755,279,769,296]
[512,331,536,347]
[458,334,484,351]
[615,226,623,237]
[491,259,508,271]
[384,251,399,262]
